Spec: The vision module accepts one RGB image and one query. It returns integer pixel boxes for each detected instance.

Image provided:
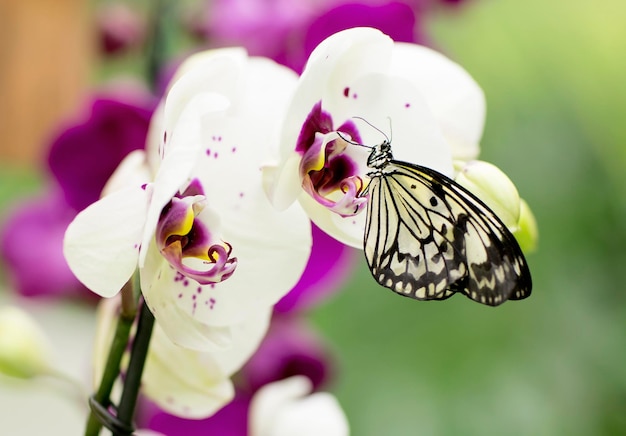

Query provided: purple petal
[0,190,94,301]
[240,316,332,393]
[140,394,250,436]
[96,3,146,55]
[275,223,358,313]
[296,2,421,72]
[48,96,153,212]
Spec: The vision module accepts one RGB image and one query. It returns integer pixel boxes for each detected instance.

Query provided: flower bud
[0,306,52,379]
[513,199,539,253]
[454,160,521,230]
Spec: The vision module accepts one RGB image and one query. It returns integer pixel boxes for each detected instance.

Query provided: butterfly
[362,139,532,306]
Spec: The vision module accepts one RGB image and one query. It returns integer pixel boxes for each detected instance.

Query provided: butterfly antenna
[353,116,391,143]
[336,131,371,149]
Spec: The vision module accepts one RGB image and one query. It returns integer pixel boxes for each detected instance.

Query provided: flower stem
[116,301,155,430]
[84,284,136,436]
[146,0,176,92]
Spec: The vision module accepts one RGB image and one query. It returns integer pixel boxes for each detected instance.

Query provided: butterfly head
[366,140,393,170]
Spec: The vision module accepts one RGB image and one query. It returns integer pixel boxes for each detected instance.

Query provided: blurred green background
[311,0,626,435]
[1,0,625,434]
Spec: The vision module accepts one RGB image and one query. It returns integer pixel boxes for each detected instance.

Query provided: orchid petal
[101,149,150,196]
[64,186,149,297]
[142,324,235,419]
[299,191,366,248]
[390,43,486,160]
[262,151,303,211]
[250,376,349,436]
[142,308,271,418]
[280,28,394,163]
[323,72,453,173]
[205,307,272,376]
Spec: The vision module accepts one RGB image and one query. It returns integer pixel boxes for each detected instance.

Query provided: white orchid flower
[264,27,486,248]
[65,48,312,350]
[249,376,349,436]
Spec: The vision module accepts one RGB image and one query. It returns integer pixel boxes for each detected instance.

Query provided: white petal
[390,43,486,160]
[142,309,271,418]
[299,192,365,249]
[145,101,164,175]
[64,186,149,297]
[207,307,272,375]
[262,152,303,210]
[142,325,235,418]
[250,376,349,436]
[166,48,247,101]
[324,73,453,174]
[101,150,151,196]
[280,28,394,161]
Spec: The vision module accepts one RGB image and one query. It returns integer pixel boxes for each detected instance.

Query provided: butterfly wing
[364,160,531,306]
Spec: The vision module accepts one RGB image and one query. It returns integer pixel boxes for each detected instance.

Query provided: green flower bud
[513,199,539,253]
[0,306,52,379]
[454,160,521,230]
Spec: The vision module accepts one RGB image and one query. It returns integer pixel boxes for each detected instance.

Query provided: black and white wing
[363,160,531,306]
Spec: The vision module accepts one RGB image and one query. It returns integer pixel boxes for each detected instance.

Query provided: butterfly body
[363,141,531,306]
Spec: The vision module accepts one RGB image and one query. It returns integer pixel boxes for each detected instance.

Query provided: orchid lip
[297,102,368,217]
[156,178,238,284]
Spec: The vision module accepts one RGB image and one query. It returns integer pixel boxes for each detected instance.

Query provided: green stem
[84,287,136,436]
[146,0,176,92]
[115,302,155,433]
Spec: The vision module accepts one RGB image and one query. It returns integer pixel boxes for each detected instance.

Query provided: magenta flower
[240,316,332,392]
[0,191,89,299]
[143,394,250,436]
[1,94,153,300]
[49,97,154,212]
[96,2,146,55]
[296,2,421,71]
[207,0,421,72]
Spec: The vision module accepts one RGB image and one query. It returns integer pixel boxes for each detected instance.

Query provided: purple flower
[143,394,250,436]
[96,3,146,55]
[49,97,153,212]
[240,316,332,392]
[0,191,90,299]
[1,94,153,300]
[206,0,424,72]
[296,2,422,72]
